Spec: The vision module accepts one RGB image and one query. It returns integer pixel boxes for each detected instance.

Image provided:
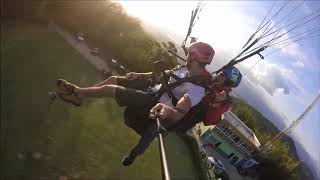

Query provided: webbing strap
[156,74,210,106]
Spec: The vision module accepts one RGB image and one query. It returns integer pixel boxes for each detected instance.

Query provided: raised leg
[93,76,118,87]
[74,84,117,98]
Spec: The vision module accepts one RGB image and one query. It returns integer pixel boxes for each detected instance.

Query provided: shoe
[122,154,136,166]
[56,79,78,94]
[58,92,82,106]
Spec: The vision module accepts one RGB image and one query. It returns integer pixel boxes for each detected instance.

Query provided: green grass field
[2,20,201,180]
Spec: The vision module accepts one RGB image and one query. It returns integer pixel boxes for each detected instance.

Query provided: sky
[115,1,320,178]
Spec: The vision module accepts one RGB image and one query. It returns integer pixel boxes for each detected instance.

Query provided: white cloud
[281,41,303,57]
[292,60,305,68]
[235,77,288,129]
[279,41,310,68]
[242,61,296,95]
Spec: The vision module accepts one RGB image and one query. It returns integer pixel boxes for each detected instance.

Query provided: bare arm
[149,94,192,124]
[171,95,192,121]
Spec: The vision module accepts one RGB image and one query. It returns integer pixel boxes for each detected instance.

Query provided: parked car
[236,166,248,176]
[91,48,99,56]
[77,33,85,41]
[108,58,118,69]
[117,65,127,75]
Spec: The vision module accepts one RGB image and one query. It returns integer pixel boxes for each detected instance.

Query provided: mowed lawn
[2,20,201,180]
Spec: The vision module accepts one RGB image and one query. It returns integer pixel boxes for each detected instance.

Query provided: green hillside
[2,20,202,180]
[231,97,314,180]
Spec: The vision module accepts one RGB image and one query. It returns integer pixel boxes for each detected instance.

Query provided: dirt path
[48,21,118,75]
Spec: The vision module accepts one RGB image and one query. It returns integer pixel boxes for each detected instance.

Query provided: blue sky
[116,1,320,178]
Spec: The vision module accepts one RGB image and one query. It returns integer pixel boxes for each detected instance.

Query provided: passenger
[56,42,215,166]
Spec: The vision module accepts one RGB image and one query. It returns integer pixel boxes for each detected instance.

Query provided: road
[48,21,118,75]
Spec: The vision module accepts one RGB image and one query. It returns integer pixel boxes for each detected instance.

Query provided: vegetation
[51,1,178,72]
[232,98,303,180]
[1,1,201,179]
[1,20,156,179]
[3,0,178,72]
[1,20,201,180]
[180,134,212,180]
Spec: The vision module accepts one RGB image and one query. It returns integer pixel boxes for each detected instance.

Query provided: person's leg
[92,76,118,87]
[71,74,146,98]
[57,75,154,108]
[122,117,177,166]
[56,83,118,106]
[131,123,158,156]
[124,107,150,136]
[56,77,119,106]
[74,84,117,98]
[57,75,123,100]
[122,122,158,166]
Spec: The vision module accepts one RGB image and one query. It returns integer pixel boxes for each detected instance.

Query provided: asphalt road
[49,21,118,75]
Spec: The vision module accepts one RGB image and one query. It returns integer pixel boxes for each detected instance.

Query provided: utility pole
[257,94,320,157]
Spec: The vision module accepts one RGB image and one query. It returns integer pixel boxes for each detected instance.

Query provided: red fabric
[203,103,230,126]
[202,88,231,126]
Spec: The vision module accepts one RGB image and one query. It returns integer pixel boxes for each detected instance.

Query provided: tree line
[3,0,178,72]
[232,98,303,180]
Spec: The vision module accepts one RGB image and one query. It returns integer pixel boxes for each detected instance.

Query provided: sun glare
[116,1,257,56]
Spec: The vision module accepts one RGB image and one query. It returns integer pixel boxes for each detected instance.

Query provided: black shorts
[115,76,158,134]
[115,76,157,108]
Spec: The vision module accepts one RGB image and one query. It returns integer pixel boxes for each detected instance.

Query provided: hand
[149,103,173,120]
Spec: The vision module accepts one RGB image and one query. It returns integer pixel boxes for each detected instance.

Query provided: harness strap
[158,69,180,106]
[155,74,211,106]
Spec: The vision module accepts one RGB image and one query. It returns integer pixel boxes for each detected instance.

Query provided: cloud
[280,41,310,68]
[234,77,288,129]
[211,49,306,98]
[292,60,305,68]
[281,41,303,58]
[241,61,298,96]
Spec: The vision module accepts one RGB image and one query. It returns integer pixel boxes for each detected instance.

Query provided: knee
[124,108,133,127]
[124,116,131,127]
[106,76,117,84]
[97,84,117,97]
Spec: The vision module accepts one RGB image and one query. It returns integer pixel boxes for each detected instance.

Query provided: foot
[58,92,82,106]
[122,154,136,166]
[56,79,78,94]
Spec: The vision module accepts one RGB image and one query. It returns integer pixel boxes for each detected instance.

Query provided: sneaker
[122,155,136,166]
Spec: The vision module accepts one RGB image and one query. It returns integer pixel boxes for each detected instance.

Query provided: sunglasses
[217,72,234,87]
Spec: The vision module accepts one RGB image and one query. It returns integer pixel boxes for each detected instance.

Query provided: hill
[231,97,314,180]
[2,20,204,179]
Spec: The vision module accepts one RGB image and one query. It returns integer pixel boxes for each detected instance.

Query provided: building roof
[222,111,261,149]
